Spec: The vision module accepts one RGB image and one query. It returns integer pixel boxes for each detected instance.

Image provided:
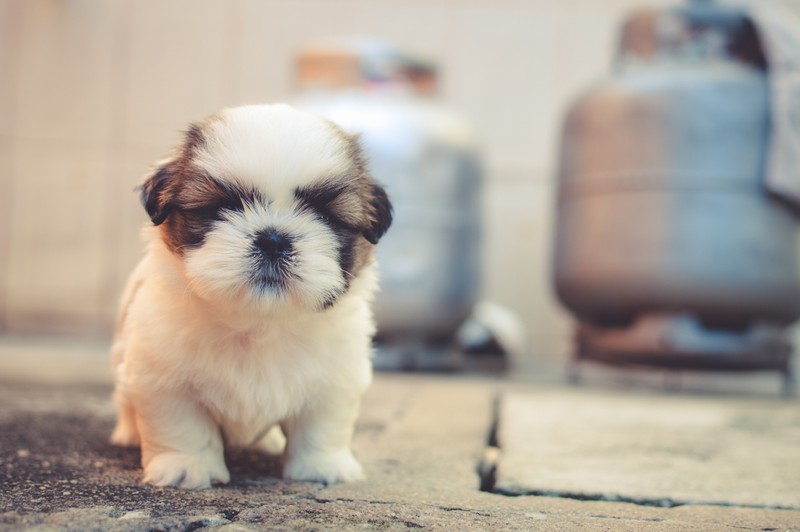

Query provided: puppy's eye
[318,210,353,231]
[299,201,358,233]
[217,197,244,213]
[183,197,243,219]
[295,182,360,232]
[295,183,346,210]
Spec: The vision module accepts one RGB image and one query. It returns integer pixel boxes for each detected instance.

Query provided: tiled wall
[0,0,670,366]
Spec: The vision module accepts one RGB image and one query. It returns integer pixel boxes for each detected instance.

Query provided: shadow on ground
[0,382,350,530]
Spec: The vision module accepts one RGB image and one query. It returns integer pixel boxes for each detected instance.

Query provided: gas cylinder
[552,1,800,389]
[293,39,483,347]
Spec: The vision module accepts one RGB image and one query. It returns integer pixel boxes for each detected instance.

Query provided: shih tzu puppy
[109,104,392,489]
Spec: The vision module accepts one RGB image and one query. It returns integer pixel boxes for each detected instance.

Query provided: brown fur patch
[293,126,392,284]
[141,119,253,254]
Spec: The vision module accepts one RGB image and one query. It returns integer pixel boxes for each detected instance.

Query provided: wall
[0,0,671,368]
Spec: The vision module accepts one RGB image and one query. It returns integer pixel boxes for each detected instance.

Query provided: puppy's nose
[255,229,293,260]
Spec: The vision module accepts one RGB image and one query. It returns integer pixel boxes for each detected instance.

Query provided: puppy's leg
[282,388,364,484]
[110,391,140,446]
[252,424,286,455]
[134,391,230,490]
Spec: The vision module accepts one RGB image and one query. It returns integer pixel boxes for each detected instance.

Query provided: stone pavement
[1,339,799,531]
[491,388,800,508]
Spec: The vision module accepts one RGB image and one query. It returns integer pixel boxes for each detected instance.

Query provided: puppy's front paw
[143,450,230,489]
[284,450,364,484]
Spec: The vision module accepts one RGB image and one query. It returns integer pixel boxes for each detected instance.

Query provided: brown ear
[138,122,207,226]
[138,162,175,226]
[363,182,393,245]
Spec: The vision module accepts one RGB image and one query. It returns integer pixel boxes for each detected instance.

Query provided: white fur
[195,104,353,198]
[110,104,378,489]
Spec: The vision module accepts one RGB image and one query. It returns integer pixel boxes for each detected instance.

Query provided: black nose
[255,229,293,260]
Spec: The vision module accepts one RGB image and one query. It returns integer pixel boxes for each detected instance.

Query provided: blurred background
[1,0,798,384]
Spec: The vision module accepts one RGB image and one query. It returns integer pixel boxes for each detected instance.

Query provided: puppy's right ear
[138,163,175,226]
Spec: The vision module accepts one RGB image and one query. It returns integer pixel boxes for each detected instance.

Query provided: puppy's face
[140,104,392,312]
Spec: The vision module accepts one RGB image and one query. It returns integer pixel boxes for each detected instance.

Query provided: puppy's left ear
[363,182,393,245]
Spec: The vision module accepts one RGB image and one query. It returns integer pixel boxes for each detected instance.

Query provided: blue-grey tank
[294,40,483,341]
[553,5,800,337]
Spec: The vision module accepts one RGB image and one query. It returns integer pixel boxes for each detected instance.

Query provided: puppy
[109,104,392,489]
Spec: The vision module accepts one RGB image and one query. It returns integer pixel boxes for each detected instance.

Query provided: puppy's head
[140,104,392,312]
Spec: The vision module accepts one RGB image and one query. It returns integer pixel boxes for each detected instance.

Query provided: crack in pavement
[307,494,494,518]
[492,487,800,512]
[477,393,800,513]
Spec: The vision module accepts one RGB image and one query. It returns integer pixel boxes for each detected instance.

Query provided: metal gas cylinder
[293,39,483,346]
[552,1,800,388]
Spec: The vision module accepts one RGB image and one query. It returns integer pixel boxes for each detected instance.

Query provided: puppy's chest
[188,329,329,442]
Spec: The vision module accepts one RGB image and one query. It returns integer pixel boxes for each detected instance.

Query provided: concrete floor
[1,339,799,531]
